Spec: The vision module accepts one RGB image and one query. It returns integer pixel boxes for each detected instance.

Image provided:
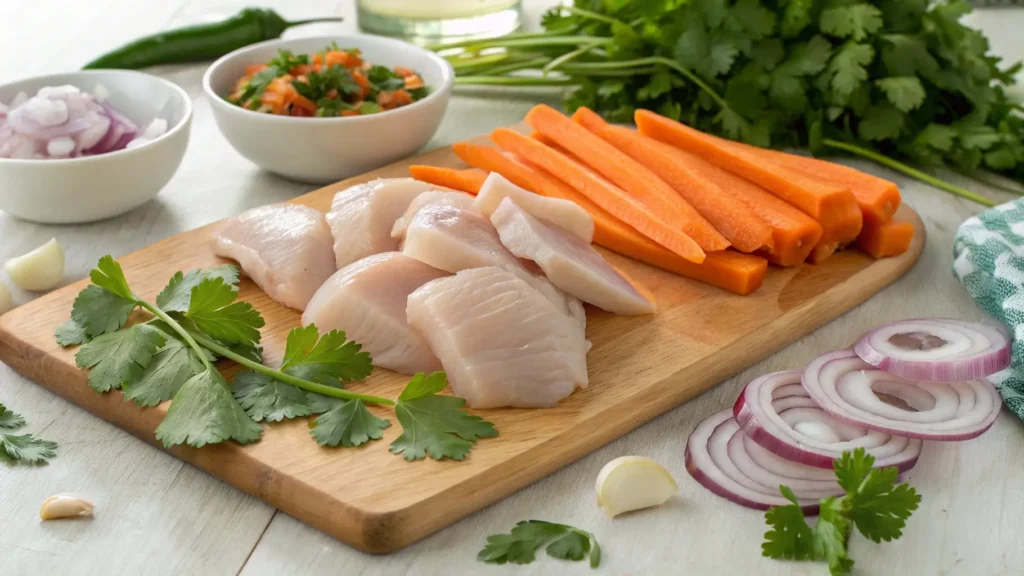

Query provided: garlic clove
[0,281,11,314]
[5,238,65,292]
[39,494,94,521]
[596,456,678,518]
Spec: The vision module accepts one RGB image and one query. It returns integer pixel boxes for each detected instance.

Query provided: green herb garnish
[479,520,601,568]
[0,404,57,465]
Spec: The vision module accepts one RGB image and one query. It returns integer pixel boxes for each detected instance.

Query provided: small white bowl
[203,35,453,184]
[0,70,192,224]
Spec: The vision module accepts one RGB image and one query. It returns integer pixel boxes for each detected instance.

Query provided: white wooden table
[3,2,1024,575]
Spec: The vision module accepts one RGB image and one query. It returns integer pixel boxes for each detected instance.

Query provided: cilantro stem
[543,44,596,75]
[550,56,729,109]
[455,76,579,86]
[823,139,997,207]
[444,36,614,53]
[135,300,213,371]
[188,332,395,406]
[565,6,629,27]
[448,52,511,71]
[482,57,550,76]
[427,29,572,52]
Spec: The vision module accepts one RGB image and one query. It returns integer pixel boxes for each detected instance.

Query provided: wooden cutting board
[0,132,925,554]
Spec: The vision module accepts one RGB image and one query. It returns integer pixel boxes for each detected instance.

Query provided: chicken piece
[473,173,595,242]
[492,198,655,315]
[211,204,336,311]
[327,178,448,268]
[303,252,448,374]
[391,190,475,240]
[407,267,589,408]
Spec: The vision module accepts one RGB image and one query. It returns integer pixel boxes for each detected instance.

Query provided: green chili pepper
[82,8,343,70]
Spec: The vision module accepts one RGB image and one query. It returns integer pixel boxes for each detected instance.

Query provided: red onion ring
[686,409,842,513]
[802,350,1001,441]
[734,371,922,472]
[854,318,1010,382]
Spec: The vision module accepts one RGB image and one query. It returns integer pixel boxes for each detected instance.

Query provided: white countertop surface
[3,2,1024,574]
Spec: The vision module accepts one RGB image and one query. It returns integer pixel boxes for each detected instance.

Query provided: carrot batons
[525,105,729,252]
[806,200,864,264]
[635,110,858,232]
[856,217,915,259]
[490,127,706,263]
[572,107,774,254]
[408,166,488,194]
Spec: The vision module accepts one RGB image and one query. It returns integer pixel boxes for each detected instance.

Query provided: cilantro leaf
[762,485,816,560]
[55,318,89,346]
[184,278,264,348]
[389,372,497,461]
[89,255,133,300]
[478,521,600,568]
[914,123,958,153]
[880,34,939,77]
[232,370,312,423]
[366,65,405,91]
[0,433,57,464]
[859,103,905,141]
[280,325,373,384]
[236,66,280,108]
[780,0,813,38]
[836,450,921,543]
[824,42,875,103]
[155,368,263,448]
[122,334,205,407]
[637,71,676,101]
[814,497,854,576]
[876,77,926,112]
[778,36,833,77]
[75,324,166,393]
[157,266,239,313]
[310,398,390,447]
[731,0,777,41]
[70,285,137,338]
[0,404,26,430]
[820,4,883,42]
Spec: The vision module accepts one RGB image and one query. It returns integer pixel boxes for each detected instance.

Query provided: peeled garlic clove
[596,456,678,518]
[0,281,11,314]
[5,238,65,291]
[39,494,94,520]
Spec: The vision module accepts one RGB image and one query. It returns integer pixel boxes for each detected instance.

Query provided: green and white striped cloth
[953,199,1024,418]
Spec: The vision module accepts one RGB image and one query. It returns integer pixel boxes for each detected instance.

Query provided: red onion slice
[686,409,843,513]
[802,350,1001,440]
[855,318,1010,382]
[734,371,921,472]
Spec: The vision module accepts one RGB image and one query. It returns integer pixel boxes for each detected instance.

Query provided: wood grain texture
[0,128,924,553]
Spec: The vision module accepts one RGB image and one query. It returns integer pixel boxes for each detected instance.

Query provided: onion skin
[685,445,820,515]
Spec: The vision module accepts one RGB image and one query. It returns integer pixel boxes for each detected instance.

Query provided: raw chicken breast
[407,267,589,408]
[492,198,655,315]
[401,203,524,274]
[474,173,595,242]
[327,178,448,268]
[391,190,475,240]
[303,252,448,374]
[211,204,336,311]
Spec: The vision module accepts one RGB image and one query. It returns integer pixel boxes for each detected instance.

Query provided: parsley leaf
[155,368,263,448]
[876,76,926,112]
[280,325,373,384]
[780,0,813,38]
[762,485,816,560]
[479,521,601,568]
[55,318,89,346]
[184,278,264,348]
[0,404,26,430]
[157,266,239,313]
[0,433,58,464]
[122,333,205,407]
[819,4,883,42]
[236,66,280,108]
[824,42,875,103]
[75,324,166,393]
[309,398,390,448]
[836,451,921,543]
[366,65,405,91]
[232,371,312,423]
[389,372,497,461]
[70,285,137,339]
[859,103,905,141]
[89,255,133,299]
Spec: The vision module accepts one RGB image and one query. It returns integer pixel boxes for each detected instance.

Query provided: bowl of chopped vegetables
[203,35,453,184]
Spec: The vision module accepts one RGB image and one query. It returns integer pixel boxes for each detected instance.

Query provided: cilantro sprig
[436,0,1024,205]
[762,448,921,575]
[58,256,496,461]
[0,404,57,465]
[479,520,601,568]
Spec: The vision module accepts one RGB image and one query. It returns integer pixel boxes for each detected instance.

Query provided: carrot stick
[525,105,730,252]
[491,127,706,263]
[806,200,864,264]
[635,110,859,230]
[452,141,765,294]
[856,216,915,259]
[409,166,488,194]
[572,108,774,254]
[730,144,901,226]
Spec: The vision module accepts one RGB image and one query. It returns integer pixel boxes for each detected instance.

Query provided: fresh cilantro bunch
[0,404,57,465]
[762,448,921,575]
[438,0,1024,205]
[479,520,601,568]
[58,256,496,460]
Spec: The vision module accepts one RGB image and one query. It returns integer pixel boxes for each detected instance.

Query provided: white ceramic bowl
[0,70,192,224]
[203,35,454,184]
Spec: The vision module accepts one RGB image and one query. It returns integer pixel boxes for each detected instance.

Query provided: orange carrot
[572,108,774,254]
[731,144,901,226]
[806,200,865,264]
[409,166,488,194]
[526,105,729,252]
[856,217,915,259]
[491,127,706,263]
[635,110,859,230]
[451,142,765,294]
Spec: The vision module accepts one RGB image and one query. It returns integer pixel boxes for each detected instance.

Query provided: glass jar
[357,0,523,44]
